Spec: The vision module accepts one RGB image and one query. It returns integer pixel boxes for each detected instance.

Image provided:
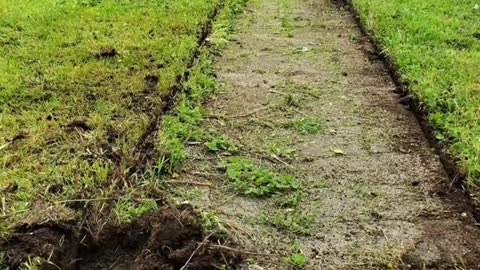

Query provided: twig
[165,180,212,187]
[210,244,273,256]
[270,154,295,170]
[180,232,214,270]
[218,240,229,268]
[108,257,121,269]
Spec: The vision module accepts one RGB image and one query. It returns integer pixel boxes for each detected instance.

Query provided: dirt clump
[0,205,241,270]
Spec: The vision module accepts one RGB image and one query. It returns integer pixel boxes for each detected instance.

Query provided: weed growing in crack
[225,157,298,197]
[283,240,307,269]
[262,209,315,236]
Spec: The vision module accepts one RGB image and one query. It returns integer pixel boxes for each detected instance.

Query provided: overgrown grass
[349,0,480,194]
[0,0,248,236]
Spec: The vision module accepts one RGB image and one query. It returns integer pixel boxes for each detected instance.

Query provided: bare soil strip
[173,0,480,268]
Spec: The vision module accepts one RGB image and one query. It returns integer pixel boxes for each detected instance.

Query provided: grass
[349,0,480,194]
[262,208,315,236]
[286,118,325,135]
[283,240,307,269]
[225,157,298,197]
[278,0,296,37]
[0,0,248,238]
[206,136,239,154]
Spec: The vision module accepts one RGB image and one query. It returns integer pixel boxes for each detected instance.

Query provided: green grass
[349,0,480,193]
[286,118,324,135]
[0,0,248,236]
[225,157,298,197]
[262,208,315,236]
[283,240,307,270]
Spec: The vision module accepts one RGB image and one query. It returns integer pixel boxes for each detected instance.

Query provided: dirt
[0,205,241,270]
[95,48,118,60]
[170,0,480,269]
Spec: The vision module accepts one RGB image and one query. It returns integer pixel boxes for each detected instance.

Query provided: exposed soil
[171,0,480,269]
[0,205,241,270]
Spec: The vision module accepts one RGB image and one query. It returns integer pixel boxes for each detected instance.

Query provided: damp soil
[171,0,480,269]
[0,205,241,270]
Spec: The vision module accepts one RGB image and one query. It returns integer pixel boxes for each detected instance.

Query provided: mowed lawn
[0,0,219,230]
[351,0,480,193]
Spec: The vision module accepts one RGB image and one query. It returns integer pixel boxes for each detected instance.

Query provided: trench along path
[175,0,480,269]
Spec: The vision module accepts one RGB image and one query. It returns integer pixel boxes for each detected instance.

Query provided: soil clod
[0,206,241,270]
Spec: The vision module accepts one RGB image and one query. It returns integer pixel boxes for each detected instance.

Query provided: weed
[206,136,239,154]
[275,80,322,102]
[113,196,158,224]
[225,157,298,197]
[211,0,249,51]
[287,118,324,135]
[20,257,42,270]
[201,211,227,236]
[280,17,295,37]
[264,141,296,159]
[158,135,187,174]
[0,254,9,270]
[273,191,303,208]
[278,0,295,37]
[284,93,301,107]
[172,187,206,202]
[283,240,307,269]
[262,209,315,236]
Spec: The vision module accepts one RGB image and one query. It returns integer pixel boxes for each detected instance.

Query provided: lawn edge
[331,0,480,216]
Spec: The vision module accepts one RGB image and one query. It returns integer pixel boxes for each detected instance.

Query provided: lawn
[0,0,222,232]
[350,0,480,194]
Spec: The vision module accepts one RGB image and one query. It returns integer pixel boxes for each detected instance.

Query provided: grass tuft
[225,157,298,197]
[262,209,315,236]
